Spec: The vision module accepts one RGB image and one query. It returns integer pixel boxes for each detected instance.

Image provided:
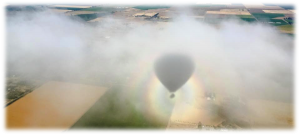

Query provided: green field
[269,19,288,26]
[240,18,257,22]
[51,7,86,11]
[251,13,285,21]
[236,15,254,18]
[235,15,257,22]
[277,24,294,37]
[251,13,290,26]
[252,13,299,26]
[277,25,294,32]
[278,24,299,31]
[71,86,174,129]
[285,20,299,24]
[79,7,110,11]
[77,6,125,12]
[75,12,113,21]
[204,15,257,23]
[227,15,256,22]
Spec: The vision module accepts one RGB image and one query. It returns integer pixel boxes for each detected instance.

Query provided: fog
[6,8,294,128]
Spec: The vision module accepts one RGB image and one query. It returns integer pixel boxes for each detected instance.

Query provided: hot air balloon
[154,53,195,98]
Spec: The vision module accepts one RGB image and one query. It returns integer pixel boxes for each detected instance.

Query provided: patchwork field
[49,5,93,8]
[251,13,285,20]
[206,9,251,15]
[78,6,126,12]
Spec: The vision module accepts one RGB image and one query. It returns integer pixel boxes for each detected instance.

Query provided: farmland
[5,3,295,130]
[71,85,173,129]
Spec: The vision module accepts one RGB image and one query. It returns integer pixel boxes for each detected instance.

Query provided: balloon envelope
[154,53,195,93]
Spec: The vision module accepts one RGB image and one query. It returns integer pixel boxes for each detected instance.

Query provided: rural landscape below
[5,3,294,130]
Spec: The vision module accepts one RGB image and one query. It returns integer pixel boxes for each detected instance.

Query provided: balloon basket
[170,93,175,98]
